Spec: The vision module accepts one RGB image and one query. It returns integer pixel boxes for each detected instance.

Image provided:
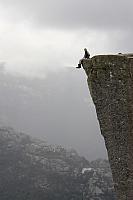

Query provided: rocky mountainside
[0,127,116,200]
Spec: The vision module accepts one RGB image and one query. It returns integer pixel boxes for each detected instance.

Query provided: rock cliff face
[82,54,133,200]
[0,127,115,200]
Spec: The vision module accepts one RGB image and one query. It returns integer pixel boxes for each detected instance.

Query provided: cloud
[0,14,112,76]
[1,0,133,30]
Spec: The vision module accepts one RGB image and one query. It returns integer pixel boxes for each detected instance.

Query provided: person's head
[84,48,87,51]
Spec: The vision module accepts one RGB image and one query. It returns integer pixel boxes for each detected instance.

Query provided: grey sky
[0,0,133,76]
[1,0,133,30]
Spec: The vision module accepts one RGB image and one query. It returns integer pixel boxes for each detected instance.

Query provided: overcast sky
[0,0,133,76]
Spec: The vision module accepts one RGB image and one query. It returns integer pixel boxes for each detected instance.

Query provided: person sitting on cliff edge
[76,48,90,68]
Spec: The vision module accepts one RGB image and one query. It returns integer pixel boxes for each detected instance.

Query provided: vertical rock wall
[82,55,133,200]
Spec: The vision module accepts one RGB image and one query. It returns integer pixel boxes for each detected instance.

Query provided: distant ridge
[0,127,116,200]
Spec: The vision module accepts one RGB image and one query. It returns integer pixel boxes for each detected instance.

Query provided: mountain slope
[0,127,116,200]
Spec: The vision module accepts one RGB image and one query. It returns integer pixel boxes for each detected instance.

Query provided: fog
[0,68,107,160]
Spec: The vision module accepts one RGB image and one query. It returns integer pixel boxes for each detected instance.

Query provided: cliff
[82,54,133,200]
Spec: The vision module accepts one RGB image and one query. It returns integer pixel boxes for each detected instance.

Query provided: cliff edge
[82,54,133,200]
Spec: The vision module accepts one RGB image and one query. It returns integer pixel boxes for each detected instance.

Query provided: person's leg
[76,59,82,68]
